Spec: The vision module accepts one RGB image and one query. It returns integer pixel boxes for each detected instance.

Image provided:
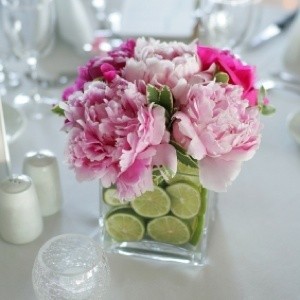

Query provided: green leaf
[152,166,174,186]
[52,105,65,116]
[170,141,198,168]
[258,85,267,106]
[152,168,165,186]
[159,85,173,114]
[147,84,160,104]
[170,140,187,154]
[176,151,198,168]
[215,72,229,83]
[261,104,276,115]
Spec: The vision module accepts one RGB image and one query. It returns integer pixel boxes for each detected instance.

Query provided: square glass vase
[98,169,216,266]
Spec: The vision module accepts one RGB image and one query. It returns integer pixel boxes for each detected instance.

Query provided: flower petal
[152,144,177,175]
[199,156,242,192]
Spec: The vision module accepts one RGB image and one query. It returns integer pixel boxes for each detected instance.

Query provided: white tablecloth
[1,4,300,300]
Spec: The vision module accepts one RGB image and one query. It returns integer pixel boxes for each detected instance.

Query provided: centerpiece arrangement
[53,38,274,265]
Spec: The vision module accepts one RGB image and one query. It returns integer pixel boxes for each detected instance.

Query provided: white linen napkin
[119,0,195,39]
[55,0,96,51]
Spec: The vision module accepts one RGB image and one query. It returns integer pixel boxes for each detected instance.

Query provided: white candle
[23,150,62,216]
[0,175,43,244]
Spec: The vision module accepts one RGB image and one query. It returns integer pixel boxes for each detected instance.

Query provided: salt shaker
[0,175,43,244]
[23,150,62,217]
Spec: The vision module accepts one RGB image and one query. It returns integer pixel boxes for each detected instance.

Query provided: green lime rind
[105,210,145,242]
[177,160,198,175]
[166,182,201,219]
[189,188,208,246]
[167,161,200,186]
[131,186,171,218]
[199,188,208,215]
[103,188,127,207]
[104,206,133,219]
[189,214,205,246]
[147,216,191,245]
[187,216,198,233]
[167,174,200,186]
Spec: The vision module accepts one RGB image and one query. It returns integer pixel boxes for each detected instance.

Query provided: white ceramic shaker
[23,150,62,217]
[0,175,43,244]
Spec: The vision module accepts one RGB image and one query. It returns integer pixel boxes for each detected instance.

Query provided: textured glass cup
[99,164,216,266]
[32,234,110,300]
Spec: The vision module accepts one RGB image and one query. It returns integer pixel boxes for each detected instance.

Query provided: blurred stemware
[86,0,123,54]
[0,6,21,94]
[199,0,262,53]
[1,0,56,120]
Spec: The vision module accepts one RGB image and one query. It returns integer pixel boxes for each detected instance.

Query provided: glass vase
[98,163,217,266]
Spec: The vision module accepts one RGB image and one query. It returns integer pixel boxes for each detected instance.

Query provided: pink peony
[56,38,271,198]
[123,38,208,100]
[173,82,261,192]
[197,46,259,106]
[62,78,177,200]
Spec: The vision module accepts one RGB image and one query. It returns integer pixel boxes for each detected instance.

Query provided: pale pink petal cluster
[62,79,176,200]
[123,38,213,104]
[173,82,261,192]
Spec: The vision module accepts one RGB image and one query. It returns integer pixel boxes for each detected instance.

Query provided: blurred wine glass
[87,0,122,53]
[0,6,21,95]
[1,0,56,120]
[199,0,261,53]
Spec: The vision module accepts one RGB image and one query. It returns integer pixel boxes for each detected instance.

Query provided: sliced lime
[199,188,208,215]
[167,161,200,186]
[177,160,198,175]
[166,182,201,219]
[188,216,198,233]
[105,211,145,242]
[147,216,191,245]
[131,186,171,218]
[103,188,126,206]
[189,214,205,246]
[105,206,132,219]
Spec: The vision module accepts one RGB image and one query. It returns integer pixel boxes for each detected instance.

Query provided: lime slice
[131,187,171,218]
[188,216,198,233]
[105,206,132,219]
[147,216,191,245]
[105,211,145,242]
[103,188,126,206]
[189,215,205,246]
[199,188,208,215]
[166,182,201,219]
[167,161,200,186]
[177,160,198,175]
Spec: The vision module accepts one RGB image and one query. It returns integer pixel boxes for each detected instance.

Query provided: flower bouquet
[54,38,274,265]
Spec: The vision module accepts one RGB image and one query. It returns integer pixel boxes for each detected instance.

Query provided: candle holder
[32,234,110,300]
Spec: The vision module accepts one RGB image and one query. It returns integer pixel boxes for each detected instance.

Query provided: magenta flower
[173,82,261,192]
[197,46,259,106]
[62,39,136,101]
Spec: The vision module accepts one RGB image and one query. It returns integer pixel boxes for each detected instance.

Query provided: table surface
[1,3,300,300]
